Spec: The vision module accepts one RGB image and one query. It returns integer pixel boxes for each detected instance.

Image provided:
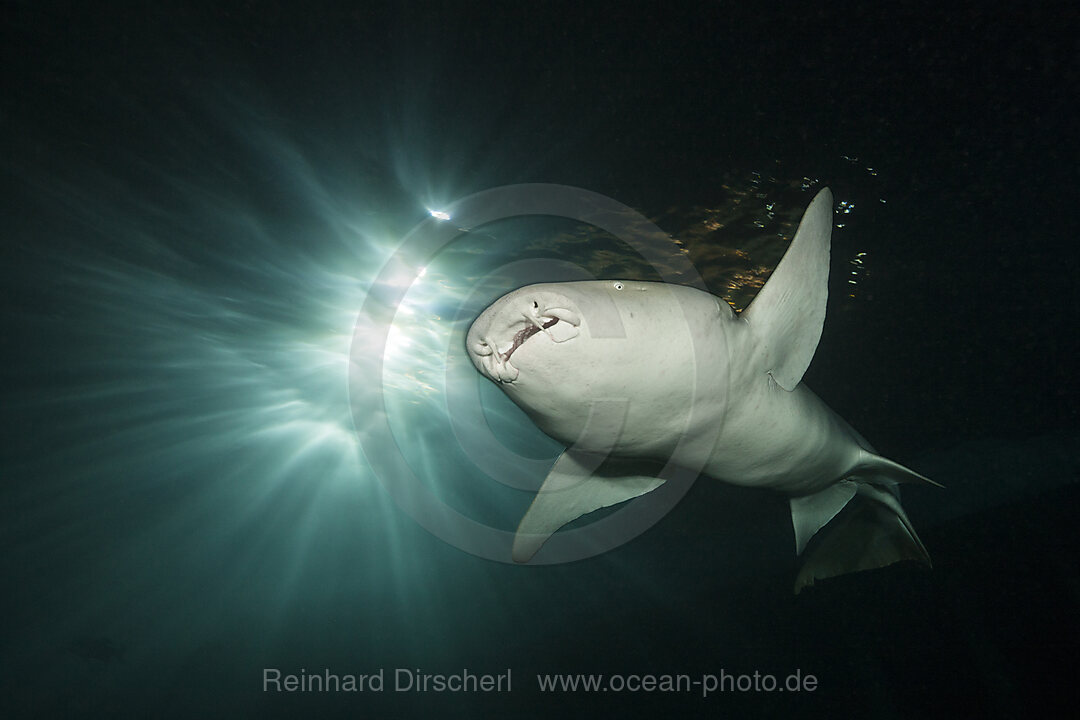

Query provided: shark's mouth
[471,304,581,383]
[502,317,560,363]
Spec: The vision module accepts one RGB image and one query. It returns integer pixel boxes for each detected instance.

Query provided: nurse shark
[466,188,939,591]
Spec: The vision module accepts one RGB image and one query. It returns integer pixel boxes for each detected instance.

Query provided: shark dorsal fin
[742,187,834,391]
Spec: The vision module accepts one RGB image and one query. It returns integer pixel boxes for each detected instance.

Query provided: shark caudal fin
[790,454,939,593]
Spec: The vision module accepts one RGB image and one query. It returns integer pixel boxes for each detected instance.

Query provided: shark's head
[466,280,723,452]
[466,284,584,386]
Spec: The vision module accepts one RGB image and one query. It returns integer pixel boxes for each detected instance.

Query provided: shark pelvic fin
[789,479,858,556]
[792,480,933,594]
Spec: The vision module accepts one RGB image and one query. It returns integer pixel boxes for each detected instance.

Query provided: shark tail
[791,453,938,594]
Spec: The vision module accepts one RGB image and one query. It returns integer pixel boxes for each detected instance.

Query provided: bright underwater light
[0,102,490,622]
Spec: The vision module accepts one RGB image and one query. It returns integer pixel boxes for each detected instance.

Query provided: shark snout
[467,291,582,383]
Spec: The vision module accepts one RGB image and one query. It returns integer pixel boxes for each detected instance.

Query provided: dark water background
[2,2,1078,718]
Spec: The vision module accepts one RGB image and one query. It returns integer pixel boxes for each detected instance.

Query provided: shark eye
[532,301,539,309]
[613,282,624,290]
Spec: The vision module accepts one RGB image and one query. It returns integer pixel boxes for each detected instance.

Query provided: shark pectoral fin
[512,450,666,563]
[742,187,833,391]
[789,480,857,555]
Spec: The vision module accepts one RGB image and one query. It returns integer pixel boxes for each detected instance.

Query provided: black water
[2,3,1077,718]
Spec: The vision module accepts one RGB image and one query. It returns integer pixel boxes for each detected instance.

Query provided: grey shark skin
[466,188,939,591]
